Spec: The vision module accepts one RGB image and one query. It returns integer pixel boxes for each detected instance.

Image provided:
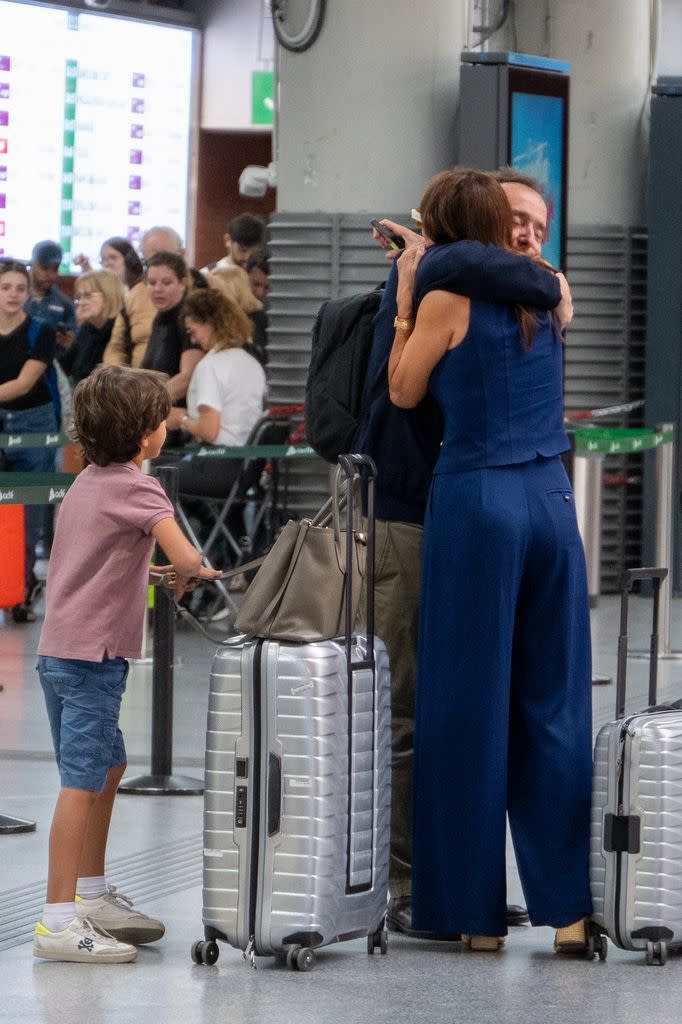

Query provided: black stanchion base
[118,773,204,796]
[0,814,37,834]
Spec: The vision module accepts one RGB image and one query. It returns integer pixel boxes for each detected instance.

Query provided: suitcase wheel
[586,934,607,962]
[646,940,667,966]
[191,939,220,966]
[286,945,315,972]
[367,926,388,956]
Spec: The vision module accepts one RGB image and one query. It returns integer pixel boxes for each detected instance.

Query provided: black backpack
[305,287,383,463]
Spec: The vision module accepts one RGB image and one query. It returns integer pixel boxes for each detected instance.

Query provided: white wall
[658,0,682,75]
[274,0,657,224]
[276,0,468,213]
[199,0,274,131]
[508,0,654,225]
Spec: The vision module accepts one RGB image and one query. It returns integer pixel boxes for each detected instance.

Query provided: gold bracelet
[393,316,415,332]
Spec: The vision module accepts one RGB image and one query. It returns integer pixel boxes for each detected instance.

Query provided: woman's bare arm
[388,291,469,408]
[0,359,49,404]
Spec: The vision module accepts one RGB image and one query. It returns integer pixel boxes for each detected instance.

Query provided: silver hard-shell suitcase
[589,567,682,965]
[192,454,392,971]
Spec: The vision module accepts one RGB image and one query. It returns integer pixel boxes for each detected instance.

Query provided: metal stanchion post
[631,425,681,661]
[573,452,604,609]
[119,465,203,795]
[573,448,611,684]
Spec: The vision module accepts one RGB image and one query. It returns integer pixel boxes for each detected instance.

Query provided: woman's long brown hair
[419,167,542,349]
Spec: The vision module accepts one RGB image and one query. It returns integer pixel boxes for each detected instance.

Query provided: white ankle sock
[76,875,107,900]
[42,902,77,933]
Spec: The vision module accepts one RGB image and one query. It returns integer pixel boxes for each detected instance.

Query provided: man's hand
[372,219,422,261]
[56,329,76,350]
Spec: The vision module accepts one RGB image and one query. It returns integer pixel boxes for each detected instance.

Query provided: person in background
[25,241,77,354]
[58,271,125,384]
[246,248,270,365]
[388,168,591,954]
[164,288,267,610]
[74,238,144,293]
[142,252,203,409]
[246,248,271,303]
[0,259,58,622]
[207,265,267,367]
[165,287,267,479]
[201,213,265,273]
[34,365,220,964]
[103,226,191,370]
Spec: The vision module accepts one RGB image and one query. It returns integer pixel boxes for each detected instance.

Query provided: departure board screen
[0,2,196,269]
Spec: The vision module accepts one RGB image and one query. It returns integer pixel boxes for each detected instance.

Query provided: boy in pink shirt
[34,365,220,964]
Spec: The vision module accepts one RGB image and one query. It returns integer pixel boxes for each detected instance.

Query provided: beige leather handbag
[234,466,366,642]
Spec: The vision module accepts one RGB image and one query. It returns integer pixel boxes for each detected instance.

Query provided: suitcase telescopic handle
[616,567,668,719]
[337,453,377,668]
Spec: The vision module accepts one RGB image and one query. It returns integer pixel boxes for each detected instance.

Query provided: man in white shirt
[201,214,265,273]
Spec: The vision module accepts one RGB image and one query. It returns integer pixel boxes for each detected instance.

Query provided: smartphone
[370,218,405,252]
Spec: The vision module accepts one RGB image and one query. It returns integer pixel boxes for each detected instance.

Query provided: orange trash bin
[0,505,25,609]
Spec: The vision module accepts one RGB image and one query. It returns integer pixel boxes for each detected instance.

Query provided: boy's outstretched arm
[151,518,221,597]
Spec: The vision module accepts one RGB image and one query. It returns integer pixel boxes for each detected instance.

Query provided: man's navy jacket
[355,242,562,525]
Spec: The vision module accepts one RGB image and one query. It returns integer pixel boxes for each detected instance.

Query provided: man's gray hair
[493,166,545,198]
[141,225,184,251]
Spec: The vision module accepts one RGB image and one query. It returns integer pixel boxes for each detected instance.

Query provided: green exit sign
[251,71,274,126]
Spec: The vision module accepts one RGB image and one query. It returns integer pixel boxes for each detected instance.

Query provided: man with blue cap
[26,240,77,349]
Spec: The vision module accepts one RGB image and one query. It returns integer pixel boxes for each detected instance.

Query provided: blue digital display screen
[511,92,565,269]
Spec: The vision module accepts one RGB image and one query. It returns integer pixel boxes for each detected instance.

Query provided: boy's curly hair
[72,365,171,466]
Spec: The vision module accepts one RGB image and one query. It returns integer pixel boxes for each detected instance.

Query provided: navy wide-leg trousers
[412,456,593,937]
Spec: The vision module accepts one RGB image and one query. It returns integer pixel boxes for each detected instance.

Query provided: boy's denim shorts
[37,655,128,792]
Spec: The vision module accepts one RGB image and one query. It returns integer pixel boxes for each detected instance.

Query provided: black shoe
[507,904,529,927]
[386,897,461,941]
[386,897,529,937]
[11,602,36,624]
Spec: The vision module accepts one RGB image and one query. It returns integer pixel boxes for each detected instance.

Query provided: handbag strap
[149,555,267,588]
[174,601,244,645]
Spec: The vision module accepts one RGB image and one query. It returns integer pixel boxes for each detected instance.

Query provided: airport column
[276,0,468,215]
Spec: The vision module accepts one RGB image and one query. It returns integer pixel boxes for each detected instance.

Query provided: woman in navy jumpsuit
[388,169,593,952]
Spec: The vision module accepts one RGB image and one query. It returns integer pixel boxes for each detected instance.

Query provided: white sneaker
[75,886,165,945]
[33,916,137,963]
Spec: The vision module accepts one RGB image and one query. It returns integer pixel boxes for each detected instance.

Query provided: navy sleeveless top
[427,300,570,474]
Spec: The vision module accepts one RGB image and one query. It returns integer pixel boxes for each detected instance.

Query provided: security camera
[239,162,276,198]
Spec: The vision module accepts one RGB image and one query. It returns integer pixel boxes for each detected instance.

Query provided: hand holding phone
[370,218,406,252]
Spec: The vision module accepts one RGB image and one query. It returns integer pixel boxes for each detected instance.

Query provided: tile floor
[2,594,682,1023]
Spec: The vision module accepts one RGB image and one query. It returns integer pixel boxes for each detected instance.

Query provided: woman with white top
[165,287,267,498]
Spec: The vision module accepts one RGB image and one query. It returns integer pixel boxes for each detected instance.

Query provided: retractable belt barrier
[569,424,678,661]
[0,472,76,505]
[0,432,71,449]
[0,445,319,505]
[162,443,317,459]
[569,426,673,456]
